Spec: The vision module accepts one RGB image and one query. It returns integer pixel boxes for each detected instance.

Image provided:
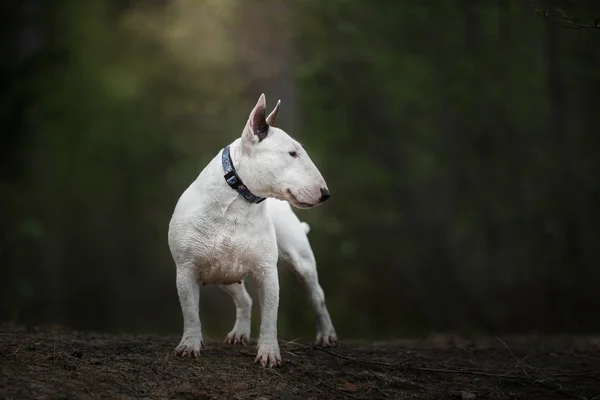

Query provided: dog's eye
[289,151,298,158]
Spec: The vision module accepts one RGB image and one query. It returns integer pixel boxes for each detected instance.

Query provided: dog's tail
[300,222,311,235]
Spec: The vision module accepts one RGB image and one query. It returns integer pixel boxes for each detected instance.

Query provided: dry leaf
[341,382,358,392]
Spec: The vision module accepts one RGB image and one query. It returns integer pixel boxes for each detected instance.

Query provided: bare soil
[1,326,599,399]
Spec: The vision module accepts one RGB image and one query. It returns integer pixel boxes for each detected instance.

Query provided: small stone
[71,350,83,358]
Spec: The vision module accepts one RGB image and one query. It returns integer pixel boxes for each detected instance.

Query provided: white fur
[168,94,337,367]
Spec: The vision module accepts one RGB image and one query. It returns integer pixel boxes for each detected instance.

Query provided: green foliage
[292,0,600,336]
[1,0,600,338]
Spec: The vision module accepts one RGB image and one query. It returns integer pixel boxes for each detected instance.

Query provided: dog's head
[237,94,329,209]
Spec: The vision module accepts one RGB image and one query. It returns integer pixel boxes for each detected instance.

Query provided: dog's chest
[197,219,276,285]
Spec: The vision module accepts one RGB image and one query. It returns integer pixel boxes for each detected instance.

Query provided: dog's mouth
[286,189,316,209]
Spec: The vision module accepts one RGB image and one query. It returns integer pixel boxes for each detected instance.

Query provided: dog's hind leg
[267,198,337,346]
[220,282,252,345]
[285,250,338,347]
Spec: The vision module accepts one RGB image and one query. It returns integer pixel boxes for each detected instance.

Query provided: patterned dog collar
[221,146,266,204]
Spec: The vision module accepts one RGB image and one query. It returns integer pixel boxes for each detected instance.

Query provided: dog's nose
[319,187,330,203]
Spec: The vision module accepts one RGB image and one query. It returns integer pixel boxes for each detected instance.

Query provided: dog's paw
[254,341,281,368]
[224,329,250,345]
[315,331,338,347]
[174,335,203,358]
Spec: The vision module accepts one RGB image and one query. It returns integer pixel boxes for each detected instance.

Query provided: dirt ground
[1,326,599,399]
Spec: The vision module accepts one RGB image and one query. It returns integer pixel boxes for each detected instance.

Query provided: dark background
[2,0,600,340]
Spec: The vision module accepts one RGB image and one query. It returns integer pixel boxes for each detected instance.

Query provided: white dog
[168,94,337,367]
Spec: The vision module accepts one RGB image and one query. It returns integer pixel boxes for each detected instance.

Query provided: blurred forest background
[2,0,600,340]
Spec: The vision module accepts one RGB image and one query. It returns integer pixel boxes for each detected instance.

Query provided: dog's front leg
[254,265,281,367]
[174,265,203,358]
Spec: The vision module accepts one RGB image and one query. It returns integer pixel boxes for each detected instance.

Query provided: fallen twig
[281,340,396,367]
[314,346,396,367]
[403,365,583,399]
[534,5,600,29]
[496,336,530,377]
[283,339,585,400]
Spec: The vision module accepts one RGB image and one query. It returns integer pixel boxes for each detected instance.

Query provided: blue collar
[221,146,266,204]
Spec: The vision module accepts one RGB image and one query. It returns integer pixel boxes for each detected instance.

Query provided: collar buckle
[224,170,239,189]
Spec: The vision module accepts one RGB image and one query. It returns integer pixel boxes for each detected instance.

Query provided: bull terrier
[168,94,337,367]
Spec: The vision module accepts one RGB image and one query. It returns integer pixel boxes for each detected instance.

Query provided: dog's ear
[266,100,281,127]
[247,93,269,142]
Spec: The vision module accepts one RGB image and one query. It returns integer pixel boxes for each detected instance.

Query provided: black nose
[319,187,330,203]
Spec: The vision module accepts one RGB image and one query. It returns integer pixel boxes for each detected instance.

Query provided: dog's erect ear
[266,100,281,127]
[248,93,269,142]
